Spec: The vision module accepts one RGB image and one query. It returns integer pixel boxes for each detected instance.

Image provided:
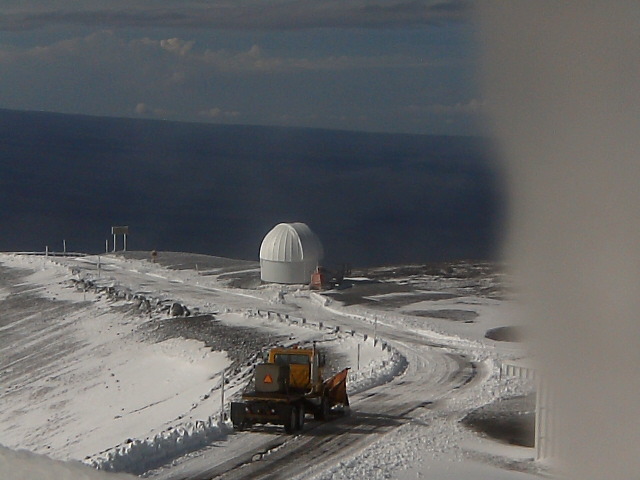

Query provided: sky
[0,1,481,135]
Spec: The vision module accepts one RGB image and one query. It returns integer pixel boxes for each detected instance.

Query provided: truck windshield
[274,354,310,365]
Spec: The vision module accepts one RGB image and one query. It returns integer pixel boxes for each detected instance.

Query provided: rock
[170,302,185,317]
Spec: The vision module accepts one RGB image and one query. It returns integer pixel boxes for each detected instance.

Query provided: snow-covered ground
[0,252,541,479]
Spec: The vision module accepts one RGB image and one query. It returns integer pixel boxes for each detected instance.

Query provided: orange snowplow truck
[231,345,349,433]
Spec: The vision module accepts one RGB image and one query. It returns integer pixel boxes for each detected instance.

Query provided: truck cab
[267,346,326,392]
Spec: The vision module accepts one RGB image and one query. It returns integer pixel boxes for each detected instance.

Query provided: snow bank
[344,339,407,395]
[84,329,405,475]
[85,418,229,475]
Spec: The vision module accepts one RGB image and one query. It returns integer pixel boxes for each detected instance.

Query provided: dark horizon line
[0,106,487,140]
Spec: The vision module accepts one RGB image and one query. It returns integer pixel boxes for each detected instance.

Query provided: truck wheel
[233,421,245,431]
[284,406,297,434]
[314,397,330,421]
[297,404,305,431]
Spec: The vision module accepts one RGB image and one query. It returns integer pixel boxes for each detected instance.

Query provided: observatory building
[259,222,324,284]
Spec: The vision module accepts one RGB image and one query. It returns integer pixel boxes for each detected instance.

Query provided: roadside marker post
[220,370,226,424]
[374,317,378,345]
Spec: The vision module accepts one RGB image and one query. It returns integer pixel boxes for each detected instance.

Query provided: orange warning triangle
[264,374,273,384]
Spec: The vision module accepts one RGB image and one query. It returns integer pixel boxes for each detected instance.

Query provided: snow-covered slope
[0,252,539,479]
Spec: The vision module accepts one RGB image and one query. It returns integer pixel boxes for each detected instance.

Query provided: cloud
[197,44,427,73]
[0,31,429,87]
[159,38,194,56]
[134,103,169,117]
[0,14,472,135]
[401,99,485,130]
[198,107,240,119]
[0,1,470,32]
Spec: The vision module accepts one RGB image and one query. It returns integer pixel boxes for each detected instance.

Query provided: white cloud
[159,38,194,56]
[0,31,427,77]
[198,107,240,119]
[197,44,425,73]
[22,30,120,59]
[134,102,148,114]
[134,102,168,116]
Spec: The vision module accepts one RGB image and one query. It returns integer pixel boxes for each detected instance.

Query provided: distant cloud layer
[0,31,431,75]
[0,0,469,31]
[0,0,478,134]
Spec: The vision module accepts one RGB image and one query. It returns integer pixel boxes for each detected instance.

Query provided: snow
[0,259,232,465]
[0,253,537,479]
[0,445,135,480]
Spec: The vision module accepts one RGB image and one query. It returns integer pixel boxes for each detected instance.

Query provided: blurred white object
[479,2,640,478]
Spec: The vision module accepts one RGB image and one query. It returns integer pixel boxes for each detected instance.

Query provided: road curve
[52,254,486,480]
[165,328,478,480]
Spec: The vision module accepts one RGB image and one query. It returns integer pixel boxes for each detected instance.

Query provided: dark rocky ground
[142,314,285,370]
[323,261,507,309]
[462,394,536,448]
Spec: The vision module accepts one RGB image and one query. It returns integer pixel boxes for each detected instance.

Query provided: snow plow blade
[323,368,350,407]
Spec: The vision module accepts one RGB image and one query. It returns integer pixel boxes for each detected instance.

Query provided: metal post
[220,370,226,424]
[45,245,49,257]
[357,343,360,371]
[374,317,378,345]
[113,233,116,252]
[63,239,66,254]
[105,239,109,253]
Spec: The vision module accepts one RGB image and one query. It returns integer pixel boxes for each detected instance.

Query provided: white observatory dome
[259,223,324,284]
